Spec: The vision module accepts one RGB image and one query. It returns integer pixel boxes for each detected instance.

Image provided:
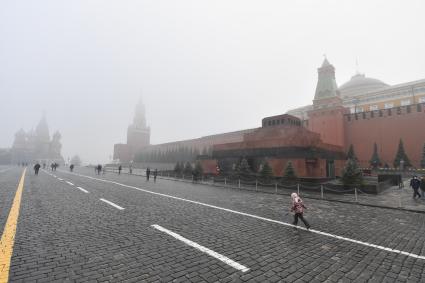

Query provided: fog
[1,0,424,164]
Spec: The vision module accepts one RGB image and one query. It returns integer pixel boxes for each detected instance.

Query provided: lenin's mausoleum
[114,58,425,178]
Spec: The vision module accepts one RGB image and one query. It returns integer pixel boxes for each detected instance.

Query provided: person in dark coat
[410,176,421,199]
[70,164,74,172]
[118,165,122,175]
[420,176,425,198]
[146,168,151,181]
[153,169,158,182]
[97,164,102,175]
[34,163,41,175]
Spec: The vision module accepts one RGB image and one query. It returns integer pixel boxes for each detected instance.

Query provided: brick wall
[344,103,425,168]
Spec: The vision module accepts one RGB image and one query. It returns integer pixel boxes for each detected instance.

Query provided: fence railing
[101,167,420,211]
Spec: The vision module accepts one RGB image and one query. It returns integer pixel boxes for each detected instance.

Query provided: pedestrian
[70,164,74,172]
[34,162,41,175]
[420,176,425,199]
[146,168,151,181]
[290,192,310,229]
[97,164,102,175]
[409,175,421,199]
[118,165,122,175]
[154,169,158,182]
[129,164,133,174]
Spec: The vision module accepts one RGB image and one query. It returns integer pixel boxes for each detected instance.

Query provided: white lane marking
[58,170,425,261]
[66,181,74,186]
[152,224,249,272]
[58,178,63,181]
[77,187,89,193]
[100,198,125,210]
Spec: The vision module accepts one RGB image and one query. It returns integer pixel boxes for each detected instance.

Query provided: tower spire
[314,57,339,100]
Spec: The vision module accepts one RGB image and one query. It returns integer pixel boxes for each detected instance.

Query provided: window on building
[401,99,411,106]
[277,119,280,125]
[370,105,378,111]
[384,103,394,109]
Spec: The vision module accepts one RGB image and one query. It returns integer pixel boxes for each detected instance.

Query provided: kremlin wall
[113,58,425,178]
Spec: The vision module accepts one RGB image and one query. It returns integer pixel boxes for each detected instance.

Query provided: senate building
[114,58,425,178]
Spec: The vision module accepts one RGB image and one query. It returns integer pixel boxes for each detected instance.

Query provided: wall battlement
[344,103,425,122]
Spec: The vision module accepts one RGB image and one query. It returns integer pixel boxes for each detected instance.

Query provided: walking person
[153,169,158,182]
[34,162,41,175]
[118,165,122,175]
[409,175,421,199]
[420,176,425,199]
[146,168,151,181]
[290,193,310,229]
[97,164,102,175]
[129,164,133,175]
[70,164,74,172]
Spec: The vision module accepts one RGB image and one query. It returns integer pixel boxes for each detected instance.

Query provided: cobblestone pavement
[1,166,425,282]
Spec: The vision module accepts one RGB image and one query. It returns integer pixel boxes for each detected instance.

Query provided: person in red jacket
[291,193,310,229]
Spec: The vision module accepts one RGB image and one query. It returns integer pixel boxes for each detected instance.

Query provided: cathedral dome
[339,73,389,97]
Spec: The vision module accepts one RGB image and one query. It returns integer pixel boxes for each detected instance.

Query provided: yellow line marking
[0,168,26,283]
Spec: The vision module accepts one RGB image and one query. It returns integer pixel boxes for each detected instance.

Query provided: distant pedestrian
[70,164,74,172]
[129,165,133,174]
[97,164,102,175]
[118,165,122,175]
[154,169,158,182]
[146,168,151,181]
[290,193,310,229]
[410,176,421,199]
[398,175,404,189]
[420,176,425,198]
[34,163,41,175]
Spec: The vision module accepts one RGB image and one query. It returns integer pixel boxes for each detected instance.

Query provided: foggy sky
[1,0,424,164]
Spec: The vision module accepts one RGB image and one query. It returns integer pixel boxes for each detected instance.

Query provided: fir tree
[260,162,273,180]
[393,139,412,168]
[183,162,193,175]
[283,161,297,180]
[193,161,203,179]
[369,143,381,168]
[347,144,357,161]
[421,143,425,168]
[174,162,182,173]
[237,158,251,176]
[341,158,363,186]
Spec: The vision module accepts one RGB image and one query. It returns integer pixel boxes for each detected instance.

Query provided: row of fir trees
[366,139,425,169]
